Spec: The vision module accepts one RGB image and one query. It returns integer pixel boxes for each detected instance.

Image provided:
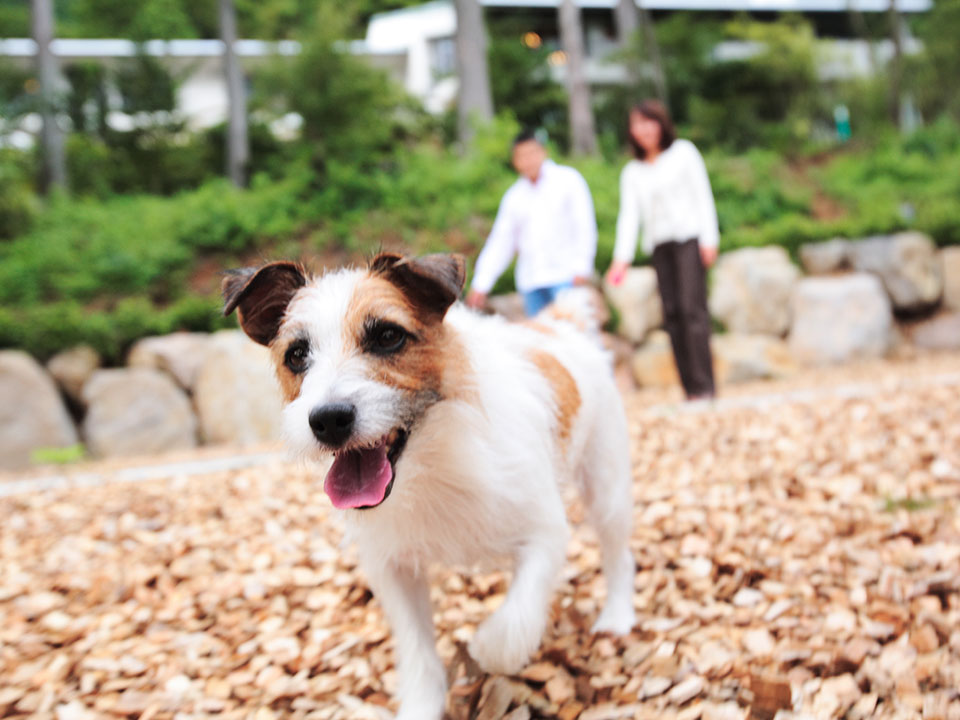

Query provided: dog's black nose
[309,403,356,447]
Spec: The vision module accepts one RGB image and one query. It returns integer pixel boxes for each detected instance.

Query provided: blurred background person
[605,100,719,400]
[466,129,597,317]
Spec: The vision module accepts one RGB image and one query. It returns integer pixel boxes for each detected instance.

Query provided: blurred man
[466,129,598,317]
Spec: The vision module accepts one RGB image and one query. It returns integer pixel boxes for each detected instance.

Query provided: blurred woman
[605,100,718,400]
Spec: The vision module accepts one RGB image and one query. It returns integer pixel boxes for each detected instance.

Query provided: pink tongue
[324,443,393,509]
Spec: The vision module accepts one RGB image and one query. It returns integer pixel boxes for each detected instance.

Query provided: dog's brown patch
[271,335,305,403]
[344,274,475,402]
[529,350,581,450]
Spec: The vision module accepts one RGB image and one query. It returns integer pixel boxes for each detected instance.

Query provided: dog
[222,253,636,720]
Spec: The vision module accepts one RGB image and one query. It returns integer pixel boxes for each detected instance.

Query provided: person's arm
[467,190,518,306]
[569,171,598,283]
[687,142,720,267]
[607,165,642,286]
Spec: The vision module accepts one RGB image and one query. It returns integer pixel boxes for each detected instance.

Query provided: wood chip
[3,353,960,719]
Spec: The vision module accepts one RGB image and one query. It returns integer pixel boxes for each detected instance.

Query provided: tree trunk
[31,0,66,192]
[559,0,597,155]
[639,2,668,105]
[615,0,668,105]
[886,0,903,128]
[220,0,248,186]
[615,0,638,45]
[453,0,494,146]
[846,0,878,76]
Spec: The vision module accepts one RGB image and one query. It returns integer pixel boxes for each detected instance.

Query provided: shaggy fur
[223,253,636,720]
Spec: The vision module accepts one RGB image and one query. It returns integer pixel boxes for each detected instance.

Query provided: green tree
[255,1,401,166]
[487,17,567,146]
[912,0,960,120]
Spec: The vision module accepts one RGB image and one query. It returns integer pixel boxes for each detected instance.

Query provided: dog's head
[223,252,466,510]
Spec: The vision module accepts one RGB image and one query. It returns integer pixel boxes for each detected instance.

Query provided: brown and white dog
[223,253,635,720]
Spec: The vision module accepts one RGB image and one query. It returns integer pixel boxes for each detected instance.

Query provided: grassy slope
[2,125,959,363]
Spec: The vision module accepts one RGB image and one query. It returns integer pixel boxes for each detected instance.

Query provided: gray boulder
[0,351,79,470]
[82,368,198,458]
[789,274,893,366]
[799,238,851,275]
[127,332,213,391]
[192,331,283,446]
[909,312,960,351]
[709,247,800,336]
[603,267,662,344]
[941,247,960,312]
[46,345,101,407]
[849,232,942,311]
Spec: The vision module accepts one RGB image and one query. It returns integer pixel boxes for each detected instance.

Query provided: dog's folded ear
[221,262,307,345]
[371,253,466,321]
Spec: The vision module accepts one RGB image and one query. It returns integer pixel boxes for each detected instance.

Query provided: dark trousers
[651,238,715,398]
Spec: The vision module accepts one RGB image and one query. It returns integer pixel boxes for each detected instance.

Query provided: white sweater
[613,139,719,261]
[471,160,597,294]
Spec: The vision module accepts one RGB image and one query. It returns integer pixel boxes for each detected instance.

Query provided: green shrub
[0,151,39,239]
[255,1,404,167]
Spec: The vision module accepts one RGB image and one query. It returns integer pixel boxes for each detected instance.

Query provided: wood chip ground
[2,353,959,719]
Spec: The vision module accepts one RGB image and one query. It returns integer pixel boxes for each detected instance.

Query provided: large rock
[799,238,850,275]
[849,232,942,312]
[941,247,960,312]
[192,330,283,446]
[708,247,800,336]
[909,312,960,351]
[712,334,797,384]
[82,368,197,458]
[127,332,213,391]
[789,274,893,366]
[603,267,662,344]
[0,351,79,470]
[630,330,679,388]
[630,331,795,389]
[46,345,101,407]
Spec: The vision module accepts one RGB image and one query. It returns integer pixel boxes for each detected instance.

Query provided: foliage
[254,1,405,166]
[0,0,29,37]
[693,15,821,150]
[4,116,960,362]
[58,0,207,40]
[0,150,39,239]
[487,16,569,149]
[609,14,823,152]
[910,0,960,121]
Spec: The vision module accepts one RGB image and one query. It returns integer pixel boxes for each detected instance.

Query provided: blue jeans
[522,281,573,317]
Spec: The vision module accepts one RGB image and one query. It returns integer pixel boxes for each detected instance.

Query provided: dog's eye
[284,340,310,373]
[367,322,407,355]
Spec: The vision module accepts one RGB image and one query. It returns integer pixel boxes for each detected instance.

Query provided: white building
[360,0,930,112]
[0,37,406,144]
[0,0,931,138]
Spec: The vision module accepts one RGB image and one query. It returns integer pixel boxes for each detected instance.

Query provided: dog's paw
[468,610,542,675]
[394,696,445,720]
[395,709,442,720]
[591,604,636,636]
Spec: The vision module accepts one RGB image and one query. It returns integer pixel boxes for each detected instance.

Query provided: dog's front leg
[469,529,567,675]
[365,561,446,720]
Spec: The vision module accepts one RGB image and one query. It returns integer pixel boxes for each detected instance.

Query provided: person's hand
[605,260,629,287]
[466,289,487,310]
[700,246,718,268]
[572,275,590,287]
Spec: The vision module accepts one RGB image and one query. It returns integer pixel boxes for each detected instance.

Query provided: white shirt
[471,160,598,294]
[613,139,719,262]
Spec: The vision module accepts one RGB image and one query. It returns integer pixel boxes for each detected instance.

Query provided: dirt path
[1,353,959,719]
